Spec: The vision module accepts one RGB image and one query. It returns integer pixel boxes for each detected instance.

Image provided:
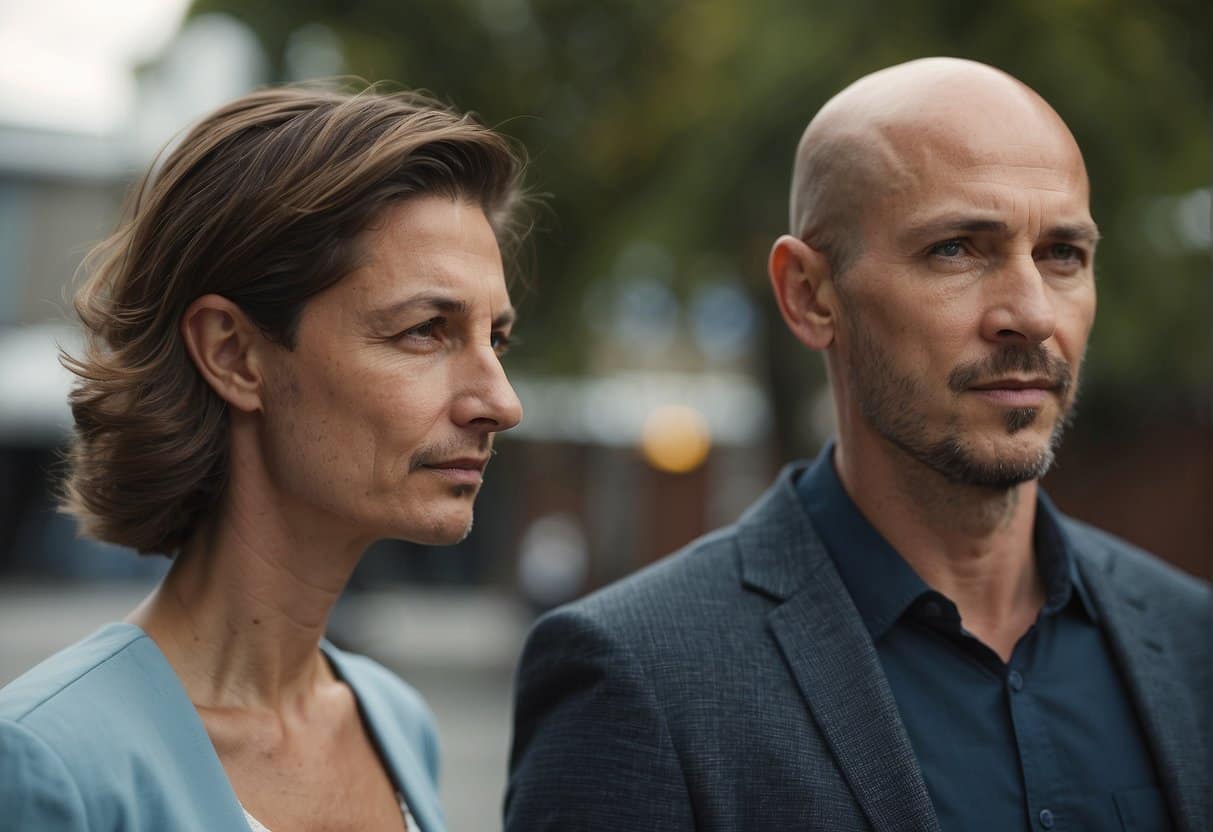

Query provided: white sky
[0,0,190,134]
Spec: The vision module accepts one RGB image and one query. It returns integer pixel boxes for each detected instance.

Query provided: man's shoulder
[571,524,745,621]
[534,519,789,671]
[1062,515,1210,610]
[548,463,818,648]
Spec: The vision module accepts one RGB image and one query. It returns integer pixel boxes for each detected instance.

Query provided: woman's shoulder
[0,716,89,828]
[0,622,158,726]
[0,623,240,828]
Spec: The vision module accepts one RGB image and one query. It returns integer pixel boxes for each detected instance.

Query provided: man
[506,58,1209,832]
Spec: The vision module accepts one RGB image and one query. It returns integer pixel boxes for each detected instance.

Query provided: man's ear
[768,235,837,351]
[180,294,268,413]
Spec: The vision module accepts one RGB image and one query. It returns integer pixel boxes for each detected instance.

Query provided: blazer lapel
[363,709,445,832]
[1076,548,1208,832]
[737,466,939,832]
[124,626,260,831]
[323,646,446,832]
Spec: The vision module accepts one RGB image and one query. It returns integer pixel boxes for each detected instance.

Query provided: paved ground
[0,581,532,832]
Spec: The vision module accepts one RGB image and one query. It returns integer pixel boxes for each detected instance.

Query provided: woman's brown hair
[61,85,527,556]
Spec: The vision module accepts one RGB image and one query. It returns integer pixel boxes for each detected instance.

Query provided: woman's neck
[127,490,366,712]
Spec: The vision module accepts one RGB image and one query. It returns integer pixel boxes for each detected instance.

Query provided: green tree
[193,0,1210,450]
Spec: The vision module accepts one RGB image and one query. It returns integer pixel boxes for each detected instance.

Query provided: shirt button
[1008,670,1024,692]
[1039,808,1055,829]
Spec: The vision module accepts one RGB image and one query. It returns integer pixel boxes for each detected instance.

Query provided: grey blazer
[506,463,1210,831]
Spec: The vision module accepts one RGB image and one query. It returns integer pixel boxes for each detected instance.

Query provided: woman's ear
[768,235,838,351]
[180,295,267,413]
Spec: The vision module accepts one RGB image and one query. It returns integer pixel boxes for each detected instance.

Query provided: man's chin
[913,434,1057,490]
[952,456,1051,490]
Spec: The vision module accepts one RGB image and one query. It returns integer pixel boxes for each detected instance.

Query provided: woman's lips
[422,457,488,485]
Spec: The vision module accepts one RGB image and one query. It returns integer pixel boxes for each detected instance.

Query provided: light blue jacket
[0,623,446,831]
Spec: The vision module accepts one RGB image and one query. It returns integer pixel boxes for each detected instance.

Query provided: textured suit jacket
[0,622,445,831]
[506,463,1210,831]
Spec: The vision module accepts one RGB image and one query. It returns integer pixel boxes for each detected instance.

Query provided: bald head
[789,58,1087,274]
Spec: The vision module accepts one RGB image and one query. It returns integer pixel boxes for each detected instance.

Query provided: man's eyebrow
[900,216,1011,245]
[1046,223,1102,245]
[900,216,1101,246]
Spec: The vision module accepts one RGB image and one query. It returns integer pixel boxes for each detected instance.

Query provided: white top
[242,793,422,832]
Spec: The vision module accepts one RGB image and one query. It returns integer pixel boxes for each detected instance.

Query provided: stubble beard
[843,309,1078,491]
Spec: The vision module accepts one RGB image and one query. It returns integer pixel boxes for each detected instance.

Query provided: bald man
[505,59,1209,832]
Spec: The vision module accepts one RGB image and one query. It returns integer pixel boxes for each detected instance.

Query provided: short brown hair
[61,85,527,556]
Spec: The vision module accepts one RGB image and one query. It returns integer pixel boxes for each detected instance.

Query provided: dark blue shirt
[798,445,1171,832]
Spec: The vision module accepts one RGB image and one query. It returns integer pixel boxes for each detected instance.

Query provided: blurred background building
[1,1,1209,828]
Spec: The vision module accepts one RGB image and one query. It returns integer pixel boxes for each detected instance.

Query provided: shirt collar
[797,442,1097,641]
[798,443,931,640]
[1035,490,1098,621]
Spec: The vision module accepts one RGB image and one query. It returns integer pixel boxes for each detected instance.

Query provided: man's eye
[928,239,965,257]
[1044,243,1082,262]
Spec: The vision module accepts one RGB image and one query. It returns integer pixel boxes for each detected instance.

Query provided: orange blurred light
[641,405,712,474]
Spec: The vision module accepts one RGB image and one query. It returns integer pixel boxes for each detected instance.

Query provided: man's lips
[966,377,1060,406]
[968,377,1058,391]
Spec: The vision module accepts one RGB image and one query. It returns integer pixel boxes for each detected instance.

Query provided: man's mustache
[948,347,1073,396]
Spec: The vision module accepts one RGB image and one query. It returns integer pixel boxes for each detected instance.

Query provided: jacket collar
[735,463,940,832]
[735,461,825,601]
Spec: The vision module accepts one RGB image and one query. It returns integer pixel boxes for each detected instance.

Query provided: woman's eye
[403,318,442,339]
[929,239,965,258]
[491,331,512,356]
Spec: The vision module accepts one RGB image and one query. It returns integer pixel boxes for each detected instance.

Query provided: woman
[0,85,527,831]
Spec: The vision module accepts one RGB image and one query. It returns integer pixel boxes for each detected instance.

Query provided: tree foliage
[192,0,1211,441]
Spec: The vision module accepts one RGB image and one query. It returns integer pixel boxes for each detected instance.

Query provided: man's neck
[834,436,1045,661]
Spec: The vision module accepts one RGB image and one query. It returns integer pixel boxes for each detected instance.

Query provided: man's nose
[979,254,1058,346]
[452,346,524,432]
